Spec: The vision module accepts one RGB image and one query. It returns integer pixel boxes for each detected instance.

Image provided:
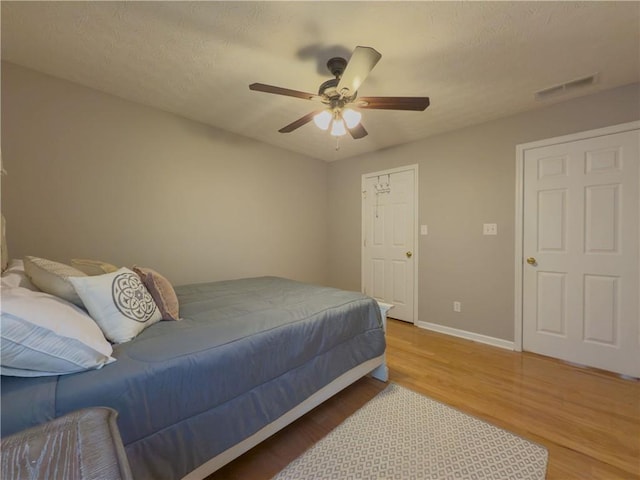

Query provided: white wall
[1,62,329,286]
[327,83,640,341]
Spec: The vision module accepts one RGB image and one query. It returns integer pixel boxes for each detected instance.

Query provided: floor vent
[535,73,598,101]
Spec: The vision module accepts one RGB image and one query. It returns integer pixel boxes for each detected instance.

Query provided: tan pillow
[133,266,180,321]
[23,256,87,307]
[71,258,118,276]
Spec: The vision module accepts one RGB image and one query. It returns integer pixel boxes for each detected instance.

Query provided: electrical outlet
[483,223,498,235]
[420,225,428,235]
[453,301,461,312]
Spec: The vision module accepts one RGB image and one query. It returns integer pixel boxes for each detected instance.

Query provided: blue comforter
[1,277,385,479]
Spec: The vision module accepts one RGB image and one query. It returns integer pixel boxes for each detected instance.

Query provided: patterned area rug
[273,383,548,479]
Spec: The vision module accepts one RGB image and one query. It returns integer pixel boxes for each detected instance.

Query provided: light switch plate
[483,223,498,235]
[420,225,428,235]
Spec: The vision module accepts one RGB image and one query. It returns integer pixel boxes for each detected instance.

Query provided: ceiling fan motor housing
[318,78,339,98]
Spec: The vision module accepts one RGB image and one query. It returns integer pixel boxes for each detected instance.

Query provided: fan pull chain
[335,136,340,151]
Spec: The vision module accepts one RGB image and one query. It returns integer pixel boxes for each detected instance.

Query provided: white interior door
[362,166,417,323]
[522,128,639,377]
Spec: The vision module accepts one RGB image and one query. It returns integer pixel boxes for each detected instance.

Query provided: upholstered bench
[1,407,132,480]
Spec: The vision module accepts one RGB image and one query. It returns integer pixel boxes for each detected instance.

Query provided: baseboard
[416,321,514,350]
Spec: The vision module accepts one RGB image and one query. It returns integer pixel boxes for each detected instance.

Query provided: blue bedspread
[1,277,385,479]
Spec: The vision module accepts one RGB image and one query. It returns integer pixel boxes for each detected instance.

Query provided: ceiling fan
[249,46,430,140]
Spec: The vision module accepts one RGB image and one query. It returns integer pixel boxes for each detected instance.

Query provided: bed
[1,274,386,479]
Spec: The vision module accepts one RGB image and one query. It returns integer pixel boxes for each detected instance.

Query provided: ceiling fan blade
[249,83,319,101]
[337,46,382,97]
[356,96,430,111]
[278,111,322,133]
[348,123,368,139]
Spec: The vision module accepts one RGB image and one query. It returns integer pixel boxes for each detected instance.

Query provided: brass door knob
[406,251,413,258]
[526,257,537,265]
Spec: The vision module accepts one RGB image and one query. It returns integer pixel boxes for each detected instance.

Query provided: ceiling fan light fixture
[342,108,362,129]
[330,118,347,137]
[313,110,332,130]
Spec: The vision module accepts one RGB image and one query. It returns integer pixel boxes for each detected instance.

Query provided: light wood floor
[210,319,640,479]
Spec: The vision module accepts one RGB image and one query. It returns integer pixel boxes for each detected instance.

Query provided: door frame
[361,164,419,323]
[513,121,640,351]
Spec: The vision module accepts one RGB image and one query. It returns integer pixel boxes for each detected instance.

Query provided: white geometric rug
[273,383,548,479]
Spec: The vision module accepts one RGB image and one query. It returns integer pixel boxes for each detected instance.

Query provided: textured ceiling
[2,1,639,162]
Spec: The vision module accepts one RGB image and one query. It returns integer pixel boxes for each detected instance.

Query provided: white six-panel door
[362,167,417,323]
[521,127,639,377]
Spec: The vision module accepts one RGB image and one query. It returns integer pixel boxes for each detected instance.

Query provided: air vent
[535,73,599,101]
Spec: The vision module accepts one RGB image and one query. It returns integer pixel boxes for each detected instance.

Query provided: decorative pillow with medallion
[69,267,162,344]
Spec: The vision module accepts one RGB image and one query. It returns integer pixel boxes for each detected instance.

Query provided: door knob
[526,257,537,265]
[406,251,413,258]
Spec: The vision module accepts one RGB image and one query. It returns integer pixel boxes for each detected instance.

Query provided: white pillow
[24,256,86,306]
[1,286,115,377]
[69,268,162,344]
[1,259,38,291]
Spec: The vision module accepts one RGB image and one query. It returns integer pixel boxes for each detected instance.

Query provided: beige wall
[1,62,328,286]
[328,82,640,341]
[3,61,639,342]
